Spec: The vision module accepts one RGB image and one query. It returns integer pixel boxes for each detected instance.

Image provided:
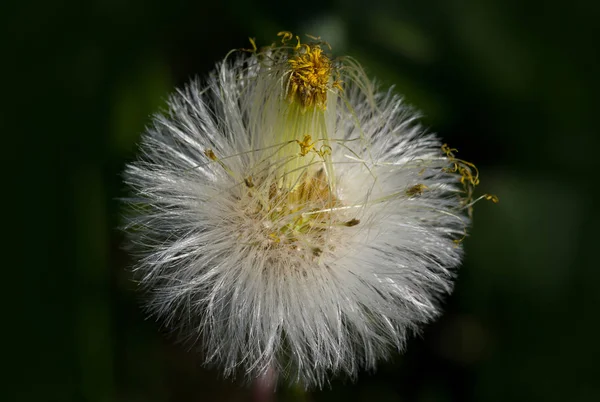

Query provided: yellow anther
[296,134,315,156]
[277,31,293,43]
[332,80,344,92]
[484,194,499,203]
[204,148,235,177]
[240,37,258,53]
[204,149,217,161]
[453,228,468,247]
[343,218,360,227]
[441,144,458,156]
[316,144,332,158]
[441,143,497,240]
[248,37,257,52]
[405,184,428,197]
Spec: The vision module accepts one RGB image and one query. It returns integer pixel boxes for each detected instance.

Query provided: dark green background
[6,0,599,401]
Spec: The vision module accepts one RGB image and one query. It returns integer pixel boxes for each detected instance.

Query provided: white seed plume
[123,34,481,388]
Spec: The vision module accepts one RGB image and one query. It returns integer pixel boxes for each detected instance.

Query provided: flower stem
[252,366,277,402]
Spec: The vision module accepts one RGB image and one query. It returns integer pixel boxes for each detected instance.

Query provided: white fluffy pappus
[123,34,488,388]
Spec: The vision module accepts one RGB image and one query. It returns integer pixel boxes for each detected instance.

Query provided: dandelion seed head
[123,33,494,388]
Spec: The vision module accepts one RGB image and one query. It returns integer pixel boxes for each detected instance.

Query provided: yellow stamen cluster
[250,169,341,257]
[286,40,341,110]
[441,144,484,189]
[440,144,498,244]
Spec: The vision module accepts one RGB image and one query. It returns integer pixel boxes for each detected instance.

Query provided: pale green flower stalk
[123,32,495,388]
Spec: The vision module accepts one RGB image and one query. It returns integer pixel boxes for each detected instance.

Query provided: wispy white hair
[123,41,469,388]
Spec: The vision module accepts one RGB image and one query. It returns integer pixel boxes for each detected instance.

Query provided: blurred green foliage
[6,0,599,401]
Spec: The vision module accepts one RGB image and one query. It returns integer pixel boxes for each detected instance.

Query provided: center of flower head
[259,168,337,256]
[233,137,357,258]
[204,140,357,259]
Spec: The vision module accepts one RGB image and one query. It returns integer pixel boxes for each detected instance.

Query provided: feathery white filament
[124,40,469,388]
